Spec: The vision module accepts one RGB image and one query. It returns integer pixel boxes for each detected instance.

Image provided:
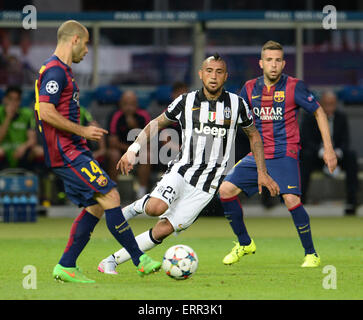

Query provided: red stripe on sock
[288,203,303,211]
[63,209,86,253]
[220,196,239,203]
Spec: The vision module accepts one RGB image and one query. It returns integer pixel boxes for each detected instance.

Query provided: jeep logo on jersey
[253,106,283,120]
[194,123,227,138]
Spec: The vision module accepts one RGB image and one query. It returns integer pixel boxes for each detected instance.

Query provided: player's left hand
[323,148,338,174]
[258,171,280,197]
[116,150,136,175]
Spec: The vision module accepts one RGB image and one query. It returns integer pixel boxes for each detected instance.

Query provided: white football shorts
[149,168,214,232]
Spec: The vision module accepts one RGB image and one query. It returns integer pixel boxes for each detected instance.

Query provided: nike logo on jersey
[252,95,260,99]
[191,107,200,111]
[287,185,297,189]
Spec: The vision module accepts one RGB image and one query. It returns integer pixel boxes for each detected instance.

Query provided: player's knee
[86,204,104,219]
[283,194,301,209]
[152,219,174,241]
[96,188,121,210]
[145,198,168,216]
[108,188,121,204]
[219,181,240,200]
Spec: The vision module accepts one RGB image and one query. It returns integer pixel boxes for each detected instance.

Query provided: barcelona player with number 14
[34,20,161,283]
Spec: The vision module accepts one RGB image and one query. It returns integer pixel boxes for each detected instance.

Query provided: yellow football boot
[223,239,256,265]
[301,253,321,268]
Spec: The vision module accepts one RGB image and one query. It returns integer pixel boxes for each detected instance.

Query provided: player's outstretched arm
[313,106,337,173]
[117,113,173,175]
[39,102,108,141]
[243,124,280,196]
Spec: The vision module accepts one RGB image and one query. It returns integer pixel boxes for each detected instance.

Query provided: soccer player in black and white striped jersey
[98,54,280,274]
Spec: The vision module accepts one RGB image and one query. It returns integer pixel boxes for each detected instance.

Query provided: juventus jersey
[164,88,253,194]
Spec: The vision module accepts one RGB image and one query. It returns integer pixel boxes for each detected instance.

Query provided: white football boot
[97,255,118,275]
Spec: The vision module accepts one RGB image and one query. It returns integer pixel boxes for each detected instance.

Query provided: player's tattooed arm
[243,124,267,173]
[117,113,174,175]
[133,113,174,147]
[243,124,280,196]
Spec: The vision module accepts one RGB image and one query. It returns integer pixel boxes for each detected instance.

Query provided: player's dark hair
[5,85,22,97]
[202,53,227,71]
[213,53,221,61]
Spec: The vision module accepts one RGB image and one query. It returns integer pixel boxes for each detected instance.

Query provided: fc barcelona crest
[208,111,216,122]
[96,175,108,187]
[274,91,285,103]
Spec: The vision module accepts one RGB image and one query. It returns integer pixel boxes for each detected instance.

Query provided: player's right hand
[258,172,280,197]
[82,126,108,141]
[323,148,338,174]
[116,151,136,175]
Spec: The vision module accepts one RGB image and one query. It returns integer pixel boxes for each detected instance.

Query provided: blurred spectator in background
[0,86,43,171]
[0,30,35,85]
[19,32,37,85]
[0,30,12,85]
[300,91,359,215]
[79,105,107,165]
[7,55,24,85]
[108,90,151,198]
[155,82,188,172]
[148,81,188,120]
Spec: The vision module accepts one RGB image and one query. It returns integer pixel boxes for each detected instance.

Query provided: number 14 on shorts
[81,160,104,183]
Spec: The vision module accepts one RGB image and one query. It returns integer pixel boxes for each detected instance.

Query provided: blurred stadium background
[1,0,363,218]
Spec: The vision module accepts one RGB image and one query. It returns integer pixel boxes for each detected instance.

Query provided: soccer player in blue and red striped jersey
[220,40,337,267]
[34,20,161,283]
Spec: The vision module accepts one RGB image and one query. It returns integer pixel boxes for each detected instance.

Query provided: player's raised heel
[98,255,118,275]
[223,239,256,265]
[137,254,162,276]
[52,264,96,283]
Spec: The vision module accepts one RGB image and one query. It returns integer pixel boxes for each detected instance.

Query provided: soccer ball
[162,244,198,280]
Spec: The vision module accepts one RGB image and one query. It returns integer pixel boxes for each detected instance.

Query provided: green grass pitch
[0,215,362,300]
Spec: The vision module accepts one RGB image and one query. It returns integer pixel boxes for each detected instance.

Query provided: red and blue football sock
[105,206,144,266]
[59,209,99,267]
[221,196,251,246]
[288,203,316,255]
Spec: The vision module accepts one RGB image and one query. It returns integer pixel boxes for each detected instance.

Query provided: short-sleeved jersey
[0,106,35,150]
[109,109,151,144]
[163,88,253,194]
[241,73,320,159]
[34,55,90,167]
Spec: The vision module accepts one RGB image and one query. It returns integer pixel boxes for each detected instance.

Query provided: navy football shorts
[52,153,116,207]
[224,155,301,197]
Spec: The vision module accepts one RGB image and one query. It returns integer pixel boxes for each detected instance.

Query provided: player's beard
[265,70,282,83]
[204,82,223,96]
